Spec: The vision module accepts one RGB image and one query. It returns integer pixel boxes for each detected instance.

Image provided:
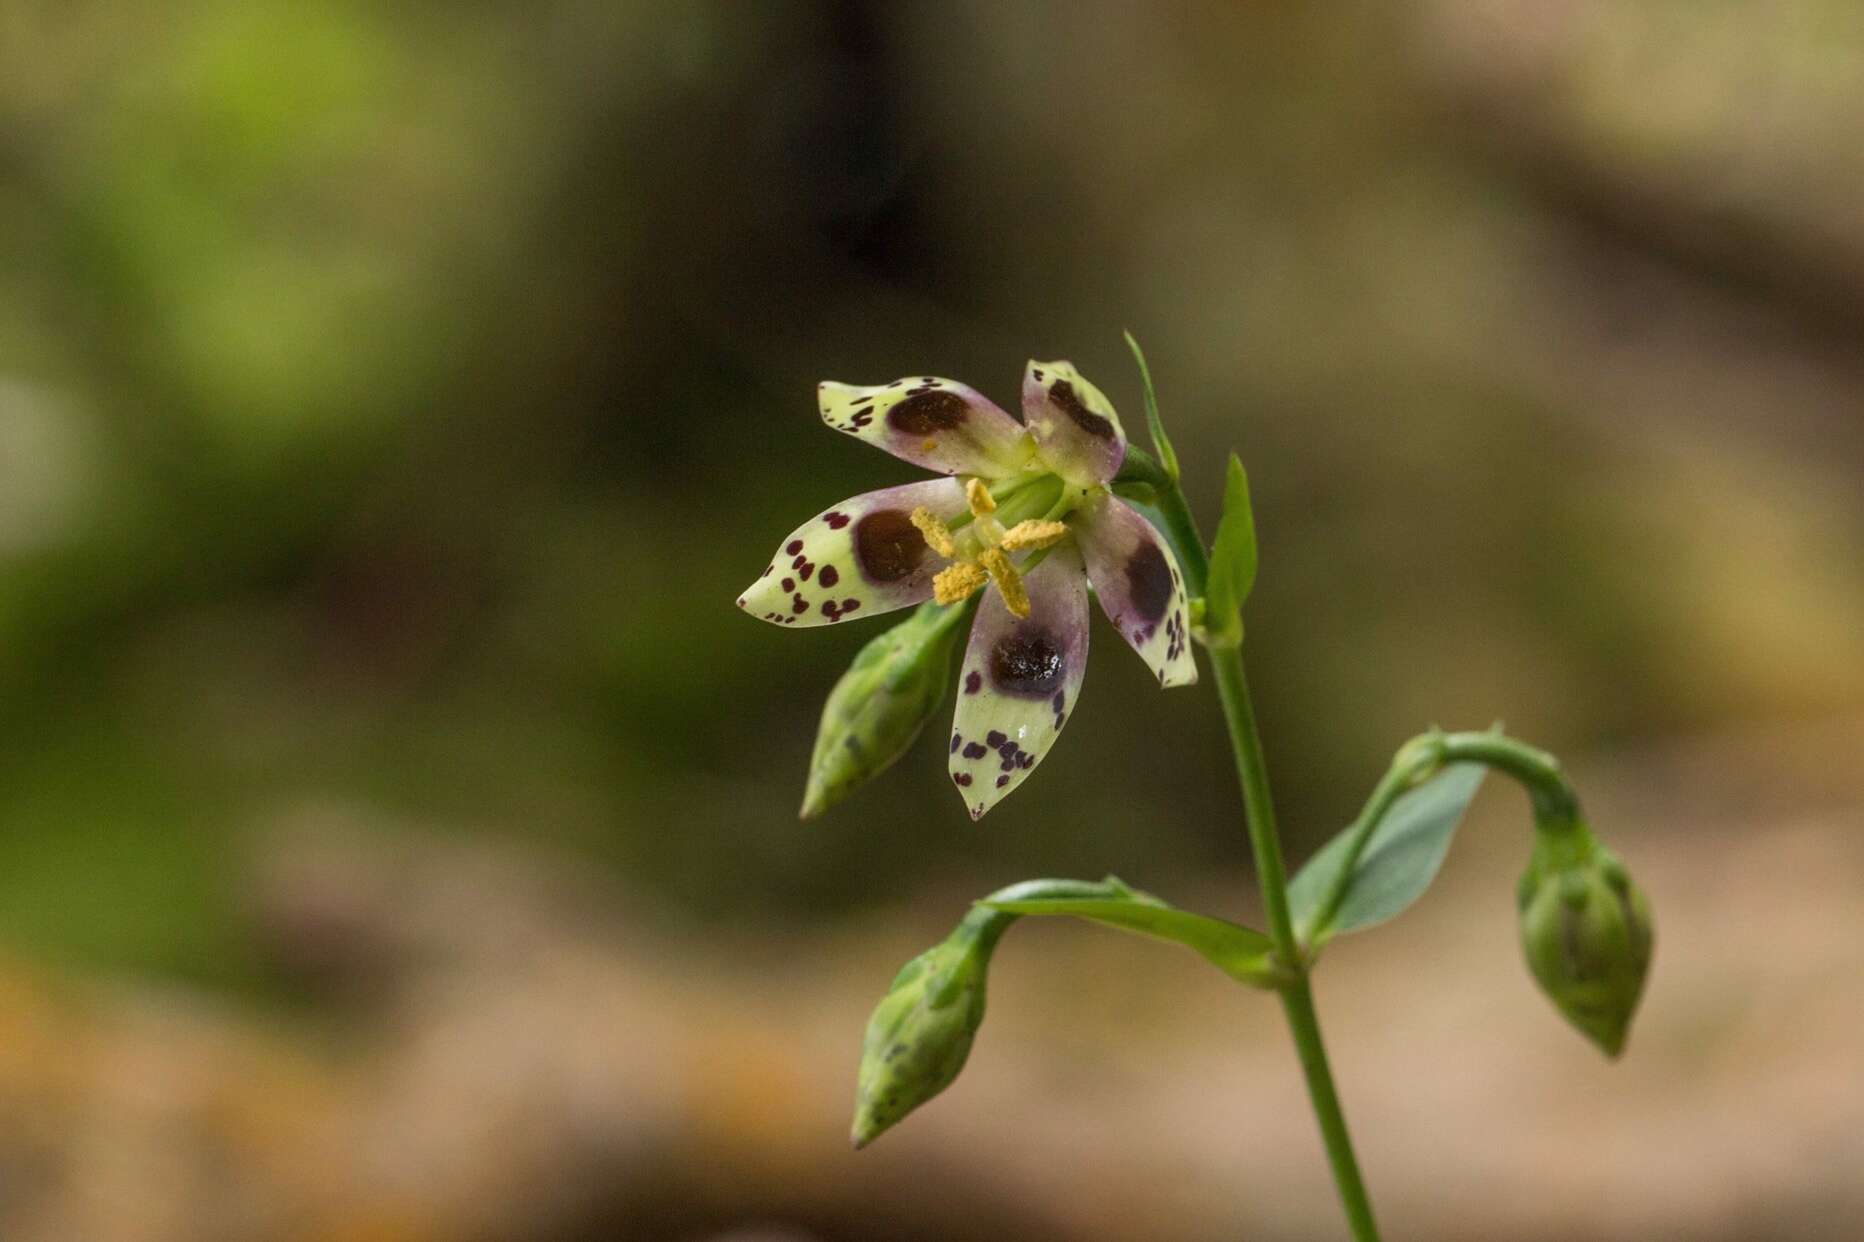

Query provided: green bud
[800,599,970,819]
[851,907,1005,1148]
[1517,825,1654,1058]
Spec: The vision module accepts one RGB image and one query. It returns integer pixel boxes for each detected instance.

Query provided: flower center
[912,476,1071,618]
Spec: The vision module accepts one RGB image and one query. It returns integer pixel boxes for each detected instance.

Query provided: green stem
[1433,731,1580,824]
[1149,475,1383,1242]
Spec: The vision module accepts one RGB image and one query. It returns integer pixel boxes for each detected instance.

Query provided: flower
[737,361,1197,819]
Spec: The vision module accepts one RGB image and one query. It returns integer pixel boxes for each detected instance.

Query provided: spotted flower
[738,361,1197,819]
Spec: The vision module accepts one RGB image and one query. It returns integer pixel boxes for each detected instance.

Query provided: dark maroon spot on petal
[1051,690,1066,712]
[985,730,1007,747]
[990,626,1067,697]
[1048,379,1115,441]
[853,509,927,583]
[786,539,804,555]
[1126,540,1172,624]
[791,596,807,614]
[817,564,840,588]
[953,772,973,787]
[996,775,1010,787]
[962,742,988,760]
[950,732,962,753]
[781,577,795,592]
[824,512,850,530]
[1017,752,1033,769]
[798,562,813,581]
[1032,369,1045,382]
[999,757,1015,772]
[963,670,982,694]
[887,389,969,436]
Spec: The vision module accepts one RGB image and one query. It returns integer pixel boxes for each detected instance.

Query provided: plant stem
[1151,475,1383,1242]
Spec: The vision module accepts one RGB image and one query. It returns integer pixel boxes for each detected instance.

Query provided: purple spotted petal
[819,377,1036,478]
[737,478,967,627]
[1074,493,1197,687]
[1021,360,1127,486]
[948,545,1089,820]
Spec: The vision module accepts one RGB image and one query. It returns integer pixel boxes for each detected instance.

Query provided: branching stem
[1144,461,1383,1242]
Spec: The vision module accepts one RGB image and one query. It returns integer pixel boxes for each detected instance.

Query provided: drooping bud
[850,906,1006,1148]
[1517,824,1654,1058]
[800,599,971,819]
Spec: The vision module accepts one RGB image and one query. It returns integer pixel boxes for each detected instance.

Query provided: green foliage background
[2,0,1861,998]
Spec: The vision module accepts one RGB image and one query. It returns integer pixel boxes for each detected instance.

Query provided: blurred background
[2,1,1862,1239]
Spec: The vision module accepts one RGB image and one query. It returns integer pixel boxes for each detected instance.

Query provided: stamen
[979,547,1029,618]
[998,519,1068,553]
[909,507,958,558]
[965,478,996,518]
[933,561,988,605]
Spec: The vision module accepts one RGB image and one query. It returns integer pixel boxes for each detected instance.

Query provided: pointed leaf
[1203,455,1256,643]
[1288,762,1487,945]
[1122,331,1179,482]
[981,894,1281,987]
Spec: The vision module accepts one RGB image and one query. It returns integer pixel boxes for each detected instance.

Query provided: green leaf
[1203,455,1257,643]
[1123,331,1179,482]
[981,892,1282,987]
[1288,762,1487,945]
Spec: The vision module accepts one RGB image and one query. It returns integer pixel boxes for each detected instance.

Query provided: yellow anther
[933,561,988,605]
[998,519,1068,553]
[965,478,997,518]
[910,507,958,558]
[978,547,1029,618]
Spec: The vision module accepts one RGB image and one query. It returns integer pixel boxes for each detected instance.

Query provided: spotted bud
[850,906,1005,1148]
[1517,825,1654,1058]
[801,599,971,819]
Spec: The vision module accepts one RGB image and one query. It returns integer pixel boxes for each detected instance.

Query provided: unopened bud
[850,907,1004,1148]
[801,600,969,819]
[1517,826,1654,1058]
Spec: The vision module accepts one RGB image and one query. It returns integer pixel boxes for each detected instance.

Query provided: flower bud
[850,907,1005,1148]
[1517,827,1654,1057]
[800,600,969,819]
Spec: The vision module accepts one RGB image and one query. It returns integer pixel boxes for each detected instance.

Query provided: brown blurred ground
[1,716,1860,1242]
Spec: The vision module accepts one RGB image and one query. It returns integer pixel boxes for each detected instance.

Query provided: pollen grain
[909,507,958,558]
[933,561,988,605]
[999,519,1067,553]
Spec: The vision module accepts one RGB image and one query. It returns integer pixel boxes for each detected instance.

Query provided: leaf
[1203,455,1257,643]
[1288,761,1487,945]
[1123,331,1179,482]
[981,893,1282,987]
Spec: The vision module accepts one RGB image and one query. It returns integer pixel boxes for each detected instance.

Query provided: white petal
[947,546,1090,819]
[1021,360,1127,485]
[1074,493,1196,686]
[820,377,1035,477]
[737,479,967,627]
